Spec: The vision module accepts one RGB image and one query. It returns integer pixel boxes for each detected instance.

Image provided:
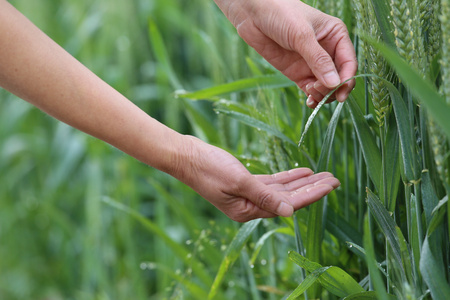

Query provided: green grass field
[1,0,449,299]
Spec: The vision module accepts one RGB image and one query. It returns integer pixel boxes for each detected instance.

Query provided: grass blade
[363,215,389,300]
[419,236,450,300]
[369,0,396,48]
[286,266,331,300]
[347,96,382,193]
[176,75,294,100]
[102,197,213,287]
[343,291,396,300]
[366,188,406,280]
[208,219,262,299]
[215,107,295,146]
[288,251,365,297]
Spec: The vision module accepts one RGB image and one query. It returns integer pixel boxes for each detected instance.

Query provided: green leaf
[385,112,401,211]
[183,101,220,144]
[363,215,389,300]
[366,188,406,280]
[250,227,293,265]
[421,171,441,227]
[317,102,344,171]
[176,75,295,100]
[387,79,419,182]
[369,0,396,48]
[148,20,182,89]
[347,96,382,193]
[288,251,365,298]
[343,291,397,300]
[427,196,448,236]
[215,107,295,146]
[420,236,450,300]
[286,266,331,300]
[208,219,261,299]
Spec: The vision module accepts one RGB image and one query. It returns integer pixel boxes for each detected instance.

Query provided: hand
[215,0,357,108]
[174,136,340,222]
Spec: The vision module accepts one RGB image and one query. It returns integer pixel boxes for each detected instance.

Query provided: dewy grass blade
[286,266,332,300]
[215,108,296,146]
[175,75,295,100]
[366,188,406,281]
[208,219,262,300]
[288,251,365,298]
[317,102,344,171]
[102,197,213,287]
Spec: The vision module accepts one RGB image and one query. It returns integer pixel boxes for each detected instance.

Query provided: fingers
[289,184,335,209]
[240,176,294,217]
[256,167,314,185]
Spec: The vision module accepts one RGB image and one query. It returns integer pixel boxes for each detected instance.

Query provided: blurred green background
[1,0,307,299]
[3,0,449,299]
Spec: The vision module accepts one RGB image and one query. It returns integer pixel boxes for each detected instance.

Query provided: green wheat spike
[441,0,450,104]
[355,0,392,127]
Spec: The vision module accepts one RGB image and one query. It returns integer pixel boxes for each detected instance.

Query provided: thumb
[297,38,341,89]
[241,176,294,217]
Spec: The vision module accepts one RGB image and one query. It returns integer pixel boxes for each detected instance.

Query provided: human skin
[0,0,341,222]
[214,0,358,108]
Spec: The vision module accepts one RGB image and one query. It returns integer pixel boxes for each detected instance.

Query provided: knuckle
[312,53,332,69]
[256,189,273,210]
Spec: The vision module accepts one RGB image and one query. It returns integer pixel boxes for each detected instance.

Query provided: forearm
[0,0,185,175]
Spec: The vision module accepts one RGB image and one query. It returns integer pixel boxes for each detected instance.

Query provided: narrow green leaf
[421,171,440,227]
[363,215,389,300]
[176,75,294,100]
[347,96,382,193]
[287,266,332,300]
[428,196,448,236]
[343,291,396,300]
[148,20,182,89]
[385,113,401,212]
[208,219,261,299]
[183,101,220,144]
[305,201,324,298]
[420,236,450,300]
[387,80,419,182]
[250,227,292,265]
[369,0,396,48]
[396,227,414,287]
[366,188,406,280]
[317,102,344,171]
[326,209,363,247]
[288,251,365,297]
[214,108,295,146]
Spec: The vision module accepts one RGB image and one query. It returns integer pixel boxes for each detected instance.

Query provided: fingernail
[306,83,314,93]
[323,71,340,88]
[276,201,294,217]
[314,81,324,90]
[306,96,315,106]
